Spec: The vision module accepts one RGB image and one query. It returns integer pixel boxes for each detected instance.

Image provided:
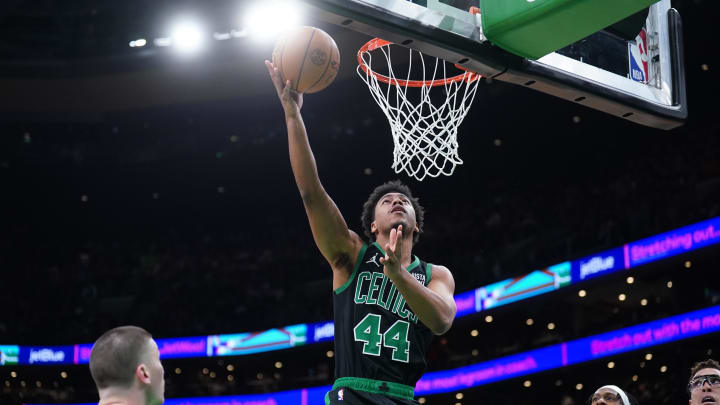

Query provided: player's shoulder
[430,263,450,271]
[427,263,454,285]
[429,263,451,274]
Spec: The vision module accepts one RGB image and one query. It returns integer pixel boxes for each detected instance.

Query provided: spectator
[89,326,165,405]
[688,359,720,405]
[588,385,638,405]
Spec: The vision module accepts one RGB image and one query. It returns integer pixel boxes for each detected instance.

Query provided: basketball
[272,26,340,94]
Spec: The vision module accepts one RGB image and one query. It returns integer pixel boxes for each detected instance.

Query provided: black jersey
[332,242,435,390]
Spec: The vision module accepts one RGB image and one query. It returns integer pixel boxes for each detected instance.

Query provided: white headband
[598,385,630,405]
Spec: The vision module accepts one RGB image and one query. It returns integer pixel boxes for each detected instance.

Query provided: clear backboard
[301,0,687,129]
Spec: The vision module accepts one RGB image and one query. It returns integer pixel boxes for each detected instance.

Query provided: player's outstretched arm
[381,226,457,335]
[265,61,363,281]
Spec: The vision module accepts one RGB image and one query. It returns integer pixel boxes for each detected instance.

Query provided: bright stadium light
[170,19,206,53]
[129,38,147,48]
[213,32,232,41]
[244,0,302,41]
[154,37,172,47]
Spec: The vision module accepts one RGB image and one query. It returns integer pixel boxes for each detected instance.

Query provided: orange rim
[357,38,481,88]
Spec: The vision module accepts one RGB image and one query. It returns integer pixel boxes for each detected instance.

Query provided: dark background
[1,0,718,404]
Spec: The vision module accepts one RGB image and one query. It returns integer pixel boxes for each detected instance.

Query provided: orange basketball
[272,26,340,94]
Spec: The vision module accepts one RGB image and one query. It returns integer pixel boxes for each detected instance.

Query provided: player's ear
[370,221,377,235]
[136,363,151,385]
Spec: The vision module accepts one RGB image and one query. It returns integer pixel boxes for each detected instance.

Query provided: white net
[357,40,481,181]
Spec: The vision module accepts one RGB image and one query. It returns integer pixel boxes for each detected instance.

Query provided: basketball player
[588,385,638,405]
[265,60,456,404]
[89,326,165,405]
[688,359,720,405]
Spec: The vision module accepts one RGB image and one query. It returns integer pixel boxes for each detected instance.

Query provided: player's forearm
[286,114,323,200]
[389,270,455,335]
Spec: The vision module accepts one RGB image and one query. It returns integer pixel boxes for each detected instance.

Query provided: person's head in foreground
[588,385,639,405]
[688,358,720,405]
[89,326,164,405]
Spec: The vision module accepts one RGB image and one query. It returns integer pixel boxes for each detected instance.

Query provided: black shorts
[325,387,420,405]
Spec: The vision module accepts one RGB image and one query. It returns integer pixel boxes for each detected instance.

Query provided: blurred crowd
[1,79,719,345]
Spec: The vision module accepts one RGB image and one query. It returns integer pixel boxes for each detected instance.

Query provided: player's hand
[265,60,303,118]
[380,225,403,278]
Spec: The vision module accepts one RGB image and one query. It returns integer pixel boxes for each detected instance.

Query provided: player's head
[587,385,638,405]
[362,180,424,244]
[89,326,165,405]
[688,358,720,405]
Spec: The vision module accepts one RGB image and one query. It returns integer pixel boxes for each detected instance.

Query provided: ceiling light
[169,19,206,53]
[244,0,303,41]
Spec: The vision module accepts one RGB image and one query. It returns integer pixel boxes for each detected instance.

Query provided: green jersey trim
[334,244,369,295]
[425,263,432,286]
[370,242,420,272]
[332,377,415,400]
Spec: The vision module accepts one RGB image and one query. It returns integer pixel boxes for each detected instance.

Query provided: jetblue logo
[313,322,334,341]
[29,348,65,364]
[579,256,615,279]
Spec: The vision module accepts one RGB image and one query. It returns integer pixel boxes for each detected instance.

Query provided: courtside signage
[157,337,207,359]
[478,262,570,311]
[9,217,720,366]
[414,304,720,395]
[571,247,625,282]
[28,305,720,404]
[308,321,335,343]
[625,216,720,268]
[454,290,476,317]
[208,324,307,356]
[23,386,331,405]
[0,345,19,365]
[21,346,72,365]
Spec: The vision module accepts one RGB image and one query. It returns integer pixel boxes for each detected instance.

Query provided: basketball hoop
[357,38,481,181]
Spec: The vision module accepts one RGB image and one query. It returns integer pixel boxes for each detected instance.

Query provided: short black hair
[690,358,720,382]
[361,180,424,244]
[89,326,153,390]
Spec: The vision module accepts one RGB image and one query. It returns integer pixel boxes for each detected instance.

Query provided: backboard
[301,0,687,129]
